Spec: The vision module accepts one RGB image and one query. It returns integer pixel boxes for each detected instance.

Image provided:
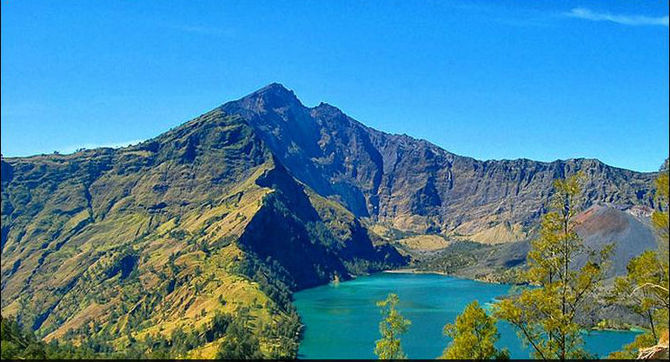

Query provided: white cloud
[60,139,144,154]
[566,7,669,27]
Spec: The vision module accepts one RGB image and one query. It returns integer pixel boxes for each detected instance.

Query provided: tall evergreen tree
[216,310,263,360]
[374,293,411,359]
[441,300,508,359]
[494,173,612,360]
[610,169,669,359]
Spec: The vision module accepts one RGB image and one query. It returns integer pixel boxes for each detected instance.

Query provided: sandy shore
[382,268,449,276]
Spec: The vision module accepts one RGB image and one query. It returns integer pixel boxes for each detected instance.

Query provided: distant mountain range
[1,83,664,357]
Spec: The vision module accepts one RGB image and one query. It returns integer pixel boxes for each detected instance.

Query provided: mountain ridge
[3,83,657,175]
[217,83,658,240]
[217,82,658,174]
[3,83,660,243]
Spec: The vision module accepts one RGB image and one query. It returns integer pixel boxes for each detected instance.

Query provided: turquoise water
[294,273,641,359]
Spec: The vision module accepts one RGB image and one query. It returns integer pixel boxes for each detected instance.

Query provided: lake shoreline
[381,268,447,276]
[381,268,510,285]
[591,326,648,333]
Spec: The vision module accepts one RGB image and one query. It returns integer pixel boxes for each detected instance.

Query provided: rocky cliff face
[221,83,658,241]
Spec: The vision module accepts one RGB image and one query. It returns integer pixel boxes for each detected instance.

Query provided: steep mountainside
[0,83,662,356]
[0,109,403,357]
[222,83,658,241]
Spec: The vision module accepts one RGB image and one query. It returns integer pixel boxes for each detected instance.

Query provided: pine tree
[494,173,612,360]
[441,300,508,359]
[374,293,411,359]
[216,310,263,360]
[610,170,669,358]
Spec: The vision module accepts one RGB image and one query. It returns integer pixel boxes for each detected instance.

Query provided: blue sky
[1,0,668,172]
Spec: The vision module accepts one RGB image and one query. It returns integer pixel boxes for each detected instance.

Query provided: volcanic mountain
[0,83,662,357]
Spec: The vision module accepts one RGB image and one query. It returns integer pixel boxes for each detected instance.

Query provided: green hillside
[1,109,403,358]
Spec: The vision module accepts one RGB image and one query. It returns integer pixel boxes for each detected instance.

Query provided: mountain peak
[224,83,304,113]
[257,82,291,93]
[312,102,344,118]
[249,82,300,104]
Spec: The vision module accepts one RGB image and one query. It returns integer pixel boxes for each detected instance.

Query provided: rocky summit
[0,83,663,358]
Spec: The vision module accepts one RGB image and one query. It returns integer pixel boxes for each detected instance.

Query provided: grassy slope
[1,111,291,357]
[1,109,404,358]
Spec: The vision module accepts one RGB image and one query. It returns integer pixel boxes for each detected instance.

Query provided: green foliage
[374,293,411,359]
[215,310,263,360]
[416,241,485,274]
[494,173,611,360]
[261,310,301,358]
[415,240,527,285]
[652,171,669,244]
[610,251,669,339]
[1,314,113,359]
[441,301,508,360]
[608,331,658,359]
[1,307,277,360]
[1,314,45,359]
[136,310,256,358]
[610,171,669,357]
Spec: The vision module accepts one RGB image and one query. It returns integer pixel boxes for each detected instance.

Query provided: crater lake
[294,272,642,359]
